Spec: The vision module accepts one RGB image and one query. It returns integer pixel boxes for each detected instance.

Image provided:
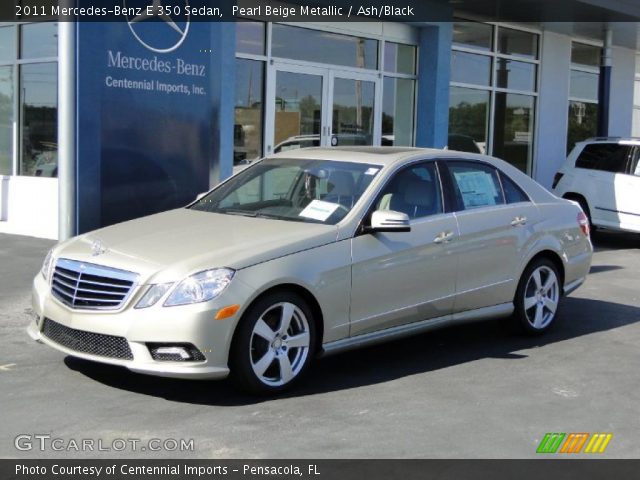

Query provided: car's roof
[269,146,444,166]
[579,137,640,145]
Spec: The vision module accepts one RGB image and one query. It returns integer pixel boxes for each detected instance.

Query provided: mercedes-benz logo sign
[125,0,190,53]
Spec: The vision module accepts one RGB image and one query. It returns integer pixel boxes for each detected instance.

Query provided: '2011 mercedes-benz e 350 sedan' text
[29,147,592,394]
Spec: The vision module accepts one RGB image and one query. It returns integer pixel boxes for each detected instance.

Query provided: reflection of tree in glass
[567,101,597,154]
[299,95,320,135]
[449,101,487,142]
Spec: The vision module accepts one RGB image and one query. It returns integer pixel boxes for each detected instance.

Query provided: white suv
[553,137,640,234]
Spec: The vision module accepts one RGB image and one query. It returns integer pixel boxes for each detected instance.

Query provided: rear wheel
[511,259,561,335]
[230,292,316,394]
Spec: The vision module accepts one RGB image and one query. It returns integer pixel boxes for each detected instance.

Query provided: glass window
[446,161,505,210]
[271,24,378,70]
[448,87,489,154]
[274,70,322,149]
[575,144,630,173]
[570,70,599,101]
[376,163,443,219]
[633,108,640,138]
[497,27,538,59]
[332,78,375,146]
[20,23,58,59]
[453,22,492,51]
[495,59,536,91]
[382,77,415,147]
[0,26,16,62]
[500,172,529,203]
[571,43,601,68]
[234,59,264,164]
[236,21,265,56]
[492,93,535,173]
[191,158,381,224]
[567,101,598,154]
[384,42,416,75]
[0,66,13,176]
[20,63,58,177]
[451,51,491,86]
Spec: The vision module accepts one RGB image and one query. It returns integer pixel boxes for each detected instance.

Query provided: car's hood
[54,209,338,283]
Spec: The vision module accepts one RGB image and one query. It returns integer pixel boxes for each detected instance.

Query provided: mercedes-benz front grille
[42,318,133,360]
[51,258,139,310]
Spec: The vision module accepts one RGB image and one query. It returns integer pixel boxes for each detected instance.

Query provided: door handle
[434,231,454,244]
[511,216,527,227]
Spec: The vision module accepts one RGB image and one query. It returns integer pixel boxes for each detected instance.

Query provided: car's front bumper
[30,272,251,380]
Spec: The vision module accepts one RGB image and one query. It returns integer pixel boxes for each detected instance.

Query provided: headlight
[164,268,235,307]
[41,249,54,280]
[135,283,174,309]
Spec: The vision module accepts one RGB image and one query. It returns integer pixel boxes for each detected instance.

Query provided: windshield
[190,158,382,224]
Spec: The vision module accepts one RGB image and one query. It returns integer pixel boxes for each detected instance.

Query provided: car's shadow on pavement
[64,295,640,406]
[591,230,639,251]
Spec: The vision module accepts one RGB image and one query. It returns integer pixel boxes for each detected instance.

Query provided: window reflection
[0,26,16,62]
[384,42,416,75]
[453,22,492,51]
[382,77,415,146]
[495,59,536,91]
[234,59,264,164]
[451,51,491,86]
[448,87,489,154]
[332,78,375,146]
[21,23,58,59]
[497,27,538,59]
[492,93,534,173]
[569,70,599,101]
[20,63,58,177]
[0,67,13,175]
[274,71,322,151]
[236,21,265,56]
[567,101,598,154]
[272,24,378,70]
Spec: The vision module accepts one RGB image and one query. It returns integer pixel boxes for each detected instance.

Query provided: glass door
[265,64,381,155]
[329,71,380,147]
[266,63,330,156]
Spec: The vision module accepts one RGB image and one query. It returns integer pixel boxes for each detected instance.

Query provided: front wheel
[511,259,561,335]
[230,292,316,394]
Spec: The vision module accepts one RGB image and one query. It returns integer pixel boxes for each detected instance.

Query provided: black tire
[511,258,562,336]
[229,291,316,395]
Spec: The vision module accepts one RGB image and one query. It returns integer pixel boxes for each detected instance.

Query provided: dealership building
[0,1,639,239]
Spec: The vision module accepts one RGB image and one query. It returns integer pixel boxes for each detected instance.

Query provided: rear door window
[575,143,631,173]
[445,161,505,210]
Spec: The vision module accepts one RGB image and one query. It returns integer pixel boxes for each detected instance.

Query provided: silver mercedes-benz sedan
[29,147,592,394]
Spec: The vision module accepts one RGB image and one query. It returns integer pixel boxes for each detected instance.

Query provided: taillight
[577,212,590,237]
[552,172,564,189]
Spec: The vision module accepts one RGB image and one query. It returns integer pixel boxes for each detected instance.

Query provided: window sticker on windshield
[365,167,380,175]
[299,200,340,221]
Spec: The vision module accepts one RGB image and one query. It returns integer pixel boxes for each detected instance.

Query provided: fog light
[156,347,191,360]
[147,343,206,362]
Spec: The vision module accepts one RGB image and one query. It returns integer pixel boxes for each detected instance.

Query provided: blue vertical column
[209,22,236,184]
[415,22,452,149]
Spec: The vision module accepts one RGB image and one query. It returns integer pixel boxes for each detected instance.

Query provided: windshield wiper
[220,209,257,217]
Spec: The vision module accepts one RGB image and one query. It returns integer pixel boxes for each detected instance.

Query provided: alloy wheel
[249,302,311,387]
[523,266,560,330]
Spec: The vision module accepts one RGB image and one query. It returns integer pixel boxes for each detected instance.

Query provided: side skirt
[320,303,513,357]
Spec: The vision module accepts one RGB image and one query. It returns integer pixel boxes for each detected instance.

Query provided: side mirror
[195,192,207,201]
[367,210,411,233]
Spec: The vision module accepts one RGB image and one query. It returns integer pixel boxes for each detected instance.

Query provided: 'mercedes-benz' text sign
[76,0,216,232]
